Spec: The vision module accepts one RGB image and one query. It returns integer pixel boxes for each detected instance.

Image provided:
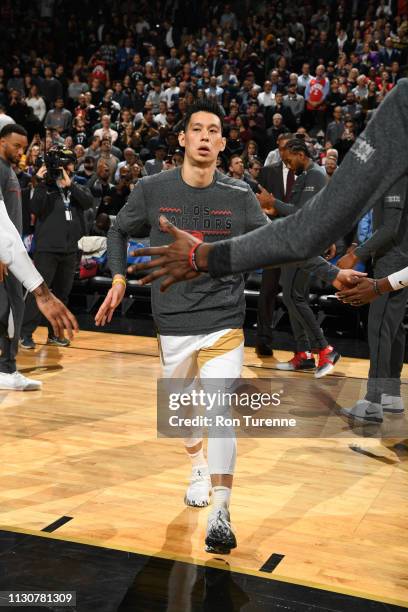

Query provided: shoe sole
[205,535,237,554]
[184,495,210,508]
[19,344,36,350]
[276,364,316,371]
[315,354,340,378]
[47,342,70,347]
[340,408,383,423]
[383,408,405,414]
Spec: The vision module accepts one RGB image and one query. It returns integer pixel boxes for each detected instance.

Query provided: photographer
[20,147,93,349]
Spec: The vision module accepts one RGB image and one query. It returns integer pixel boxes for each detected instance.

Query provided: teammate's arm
[0,198,78,338]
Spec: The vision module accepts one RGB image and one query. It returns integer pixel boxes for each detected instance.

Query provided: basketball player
[95,99,360,553]
[334,174,408,423]
[126,80,408,296]
[0,194,78,343]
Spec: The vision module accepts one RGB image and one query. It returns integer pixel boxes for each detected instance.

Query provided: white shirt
[0,198,43,292]
[388,267,408,290]
[26,96,47,122]
[257,91,275,107]
[164,86,180,107]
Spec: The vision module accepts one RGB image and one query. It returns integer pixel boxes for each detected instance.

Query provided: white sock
[212,486,231,510]
[186,447,207,469]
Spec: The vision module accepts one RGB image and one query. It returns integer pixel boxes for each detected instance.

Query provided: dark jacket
[30,181,93,253]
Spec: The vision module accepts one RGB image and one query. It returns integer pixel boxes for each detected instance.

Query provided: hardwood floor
[1,327,407,607]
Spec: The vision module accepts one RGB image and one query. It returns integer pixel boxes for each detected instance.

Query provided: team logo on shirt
[351,137,375,163]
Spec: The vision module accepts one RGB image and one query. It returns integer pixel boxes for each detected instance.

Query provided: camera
[35,146,76,181]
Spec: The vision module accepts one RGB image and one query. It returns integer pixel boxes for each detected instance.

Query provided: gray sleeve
[244,188,270,232]
[354,174,408,261]
[107,180,151,277]
[298,256,339,283]
[274,198,297,216]
[207,79,408,277]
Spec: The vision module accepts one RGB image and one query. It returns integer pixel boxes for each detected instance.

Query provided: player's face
[179,111,225,166]
[283,150,305,174]
[1,133,28,164]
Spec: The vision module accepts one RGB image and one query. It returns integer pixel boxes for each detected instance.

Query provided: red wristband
[188,241,203,272]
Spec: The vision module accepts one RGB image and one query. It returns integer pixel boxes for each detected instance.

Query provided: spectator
[325,106,344,147]
[44,98,72,135]
[97,138,119,181]
[26,85,46,123]
[41,67,63,106]
[145,144,167,175]
[0,104,15,131]
[93,114,119,144]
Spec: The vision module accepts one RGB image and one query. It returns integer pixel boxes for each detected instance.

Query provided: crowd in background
[0,0,406,247]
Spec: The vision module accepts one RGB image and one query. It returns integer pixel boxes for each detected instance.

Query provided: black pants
[281,265,328,353]
[365,285,408,403]
[256,267,281,348]
[0,276,24,374]
[22,251,76,337]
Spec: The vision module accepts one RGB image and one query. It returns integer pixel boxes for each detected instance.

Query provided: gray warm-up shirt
[354,174,408,276]
[207,79,408,278]
[108,168,268,335]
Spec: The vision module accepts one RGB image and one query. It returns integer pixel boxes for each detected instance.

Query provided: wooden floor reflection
[1,327,407,607]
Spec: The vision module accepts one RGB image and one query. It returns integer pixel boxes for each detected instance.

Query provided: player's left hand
[332,269,367,291]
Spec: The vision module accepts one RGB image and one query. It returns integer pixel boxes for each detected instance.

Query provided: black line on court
[259,553,285,573]
[41,516,73,533]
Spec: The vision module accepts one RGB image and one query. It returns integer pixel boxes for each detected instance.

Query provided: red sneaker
[276,351,316,371]
[314,345,340,378]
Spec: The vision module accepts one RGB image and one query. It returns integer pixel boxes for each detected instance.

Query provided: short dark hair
[183,98,224,131]
[0,124,28,139]
[284,137,310,157]
[229,153,243,165]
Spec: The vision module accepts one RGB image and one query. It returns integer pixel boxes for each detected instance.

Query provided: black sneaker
[19,336,36,350]
[255,344,273,357]
[205,508,237,554]
[47,335,70,347]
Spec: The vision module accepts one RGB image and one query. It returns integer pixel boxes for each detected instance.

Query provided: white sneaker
[340,399,383,423]
[184,466,211,507]
[0,371,42,391]
[381,394,405,414]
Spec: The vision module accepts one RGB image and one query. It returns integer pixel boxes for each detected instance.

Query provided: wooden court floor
[1,327,408,608]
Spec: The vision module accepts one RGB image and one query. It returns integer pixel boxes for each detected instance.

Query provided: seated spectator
[324,156,337,178]
[225,126,244,157]
[241,139,259,166]
[114,147,138,181]
[265,114,288,155]
[247,157,262,183]
[76,156,96,181]
[257,80,275,109]
[44,97,72,135]
[325,106,344,147]
[26,85,47,124]
[144,144,167,175]
[93,114,119,143]
[85,135,101,160]
[283,83,305,128]
[97,137,120,181]
[68,73,89,105]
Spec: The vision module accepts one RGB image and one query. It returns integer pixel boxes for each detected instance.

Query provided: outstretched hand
[33,285,78,339]
[332,268,367,291]
[95,282,126,326]
[126,216,205,291]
